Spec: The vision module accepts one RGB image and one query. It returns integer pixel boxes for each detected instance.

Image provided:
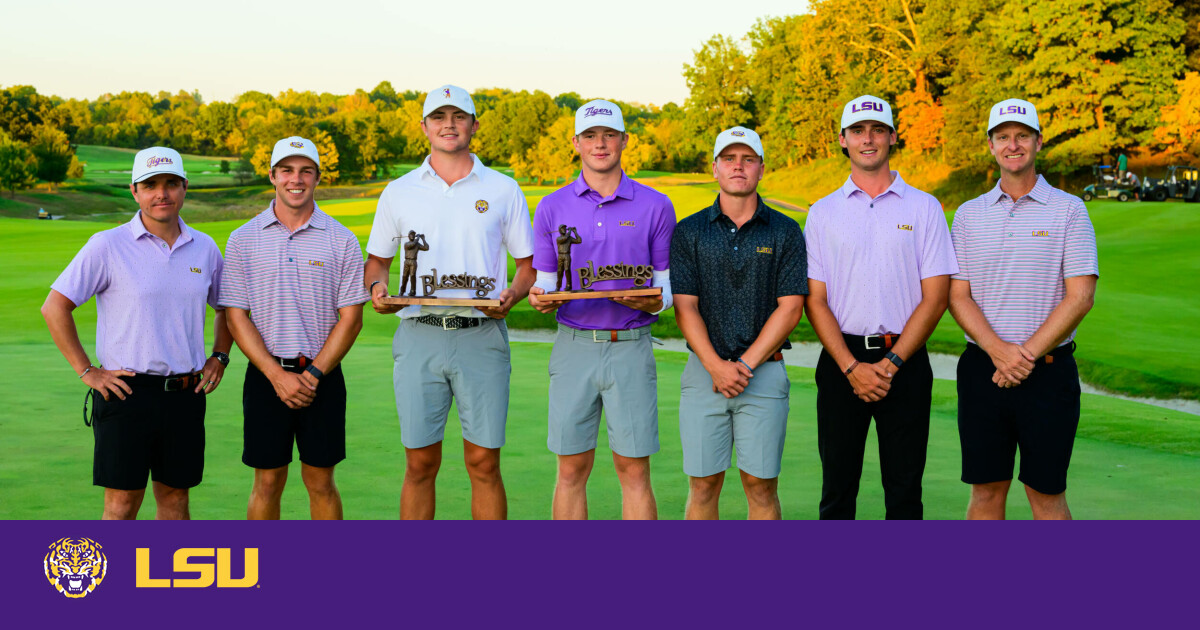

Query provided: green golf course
[1,208,1197,519]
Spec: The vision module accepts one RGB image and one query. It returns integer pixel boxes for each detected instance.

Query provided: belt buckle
[864,335,881,350]
[592,330,606,343]
[442,317,458,331]
[163,378,176,392]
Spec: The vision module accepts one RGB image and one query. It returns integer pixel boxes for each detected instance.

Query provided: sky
[1,0,808,107]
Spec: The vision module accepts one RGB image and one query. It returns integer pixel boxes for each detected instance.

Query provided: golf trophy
[538,224,662,303]
[380,231,502,307]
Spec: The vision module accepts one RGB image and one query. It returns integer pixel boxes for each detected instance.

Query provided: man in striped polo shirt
[805,95,958,520]
[220,136,370,520]
[949,99,1098,520]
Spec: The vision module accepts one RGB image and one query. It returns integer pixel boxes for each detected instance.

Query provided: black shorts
[241,363,347,469]
[91,374,206,491]
[957,342,1081,495]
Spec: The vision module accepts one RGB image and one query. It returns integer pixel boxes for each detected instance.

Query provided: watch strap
[305,364,324,380]
[884,351,904,368]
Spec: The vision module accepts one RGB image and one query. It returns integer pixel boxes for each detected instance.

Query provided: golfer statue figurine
[555,224,582,291]
[401,230,429,297]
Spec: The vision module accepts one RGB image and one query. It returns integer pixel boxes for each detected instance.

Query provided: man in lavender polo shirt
[42,146,232,520]
[949,99,1097,520]
[220,136,369,520]
[805,95,958,520]
[528,99,676,520]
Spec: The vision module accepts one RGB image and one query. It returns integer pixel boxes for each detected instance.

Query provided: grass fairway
[76,145,238,187]
[2,215,1199,519]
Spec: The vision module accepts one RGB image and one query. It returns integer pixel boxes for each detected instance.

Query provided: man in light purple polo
[805,95,958,519]
[42,146,232,520]
[220,136,369,520]
[528,99,676,520]
[949,99,1097,520]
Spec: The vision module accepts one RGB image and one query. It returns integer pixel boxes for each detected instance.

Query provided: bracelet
[843,360,860,375]
[79,365,94,379]
[736,357,753,371]
[884,351,904,368]
[305,364,324,380]
[369,280,383,294]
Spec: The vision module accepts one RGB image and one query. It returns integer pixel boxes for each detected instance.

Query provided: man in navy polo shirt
[805,95,958,520]
[670,127,807,520]
[528,100,676,520]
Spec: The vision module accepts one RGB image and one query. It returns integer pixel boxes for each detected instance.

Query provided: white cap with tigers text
[575,99,625,135]
[131,147,187,183]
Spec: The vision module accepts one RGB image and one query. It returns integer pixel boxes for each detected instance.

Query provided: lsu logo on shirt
[619,220,635,227]
[1031,230,1050,237]
[308,260,325,267]
[45,537,107,598]
[897,224,913,231]
[756,246,773,254]
[136,547,259,588]
[189,267,202,274]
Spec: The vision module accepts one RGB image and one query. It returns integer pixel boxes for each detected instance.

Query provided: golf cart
[1140,165,1200,202]
[1081,165,1136,202]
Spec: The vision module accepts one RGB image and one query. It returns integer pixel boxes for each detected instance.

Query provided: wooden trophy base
[538,287,662,303]
[380,296,503,307]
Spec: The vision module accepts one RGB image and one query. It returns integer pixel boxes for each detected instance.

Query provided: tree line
[2,0,1198,197]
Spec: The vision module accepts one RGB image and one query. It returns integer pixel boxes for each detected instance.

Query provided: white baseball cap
[840,95,894,130]
[131,147,187,184]
[423,84,476,118]
[712,126,764,160]
[574,99,625,135]
[987,98,1040,135]
[270,136,320,169]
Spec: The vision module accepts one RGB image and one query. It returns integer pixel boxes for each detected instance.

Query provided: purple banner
[3,520,1194,627]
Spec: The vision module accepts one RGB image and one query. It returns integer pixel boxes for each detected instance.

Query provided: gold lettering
[216,548,259,588]
[135,548,170,588]
[172,548,215,588]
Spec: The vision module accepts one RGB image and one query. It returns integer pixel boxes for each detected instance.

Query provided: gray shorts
[392,318,511,449]
[679,353,790,479]
[547,325,659,458]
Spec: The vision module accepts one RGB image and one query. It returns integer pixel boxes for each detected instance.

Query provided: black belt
[124,372,204,392]
[843,333,899,350]
[413,314,485,330]
[272,355,309,371]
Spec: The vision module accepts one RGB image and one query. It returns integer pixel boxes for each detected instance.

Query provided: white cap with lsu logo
[840,95,894,131]
[987,98,1040,135]
[712,126,764,160]
[575,99,625,136]
[423,84,477,118]
[131,147,187,184]
[270,136,321,168]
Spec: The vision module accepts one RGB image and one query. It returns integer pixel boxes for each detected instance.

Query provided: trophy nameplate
[540,224,662,303]
[381,231,502,307]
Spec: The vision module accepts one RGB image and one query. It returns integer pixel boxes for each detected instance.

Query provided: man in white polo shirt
[805,95,958,520]
[221,136,369,520]
[949,99,1098,520]
[364,85,535,520]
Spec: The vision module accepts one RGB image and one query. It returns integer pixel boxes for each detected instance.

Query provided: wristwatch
[884,351,904,368]
[305,364,324,380]
[211,351,230,367]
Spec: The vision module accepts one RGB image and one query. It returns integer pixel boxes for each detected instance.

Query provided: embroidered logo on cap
[731,130,745,137]
[290,141,304,148]
[443,88,452,98]
[45,537,107,599]
[147,156,174,167]
[851,101,884,113]
[475,200,489,213]
[583,106,613,118]
[999,105,1027,116]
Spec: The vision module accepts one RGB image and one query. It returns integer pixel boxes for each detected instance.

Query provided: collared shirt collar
[416,153,484,186]
[986,174,1051,206]
[128,210,193,246]
[704,193,772,225]
[840,170,908,200]
[571,171,634,201]
[259,200,328,231]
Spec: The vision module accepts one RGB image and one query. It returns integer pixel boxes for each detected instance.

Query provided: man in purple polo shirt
[42,146,231,520]
[528,99,675,519]
[220,136,369,520]
[805,95,958,520]
[949,99,1098,520]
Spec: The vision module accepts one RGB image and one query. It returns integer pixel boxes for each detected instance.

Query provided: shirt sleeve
[51,232,110,307]
[1063,199,1099,279]
[919,197,959,279]
[669,219,698,296]
[531,194,556,273]
[776,219,809,297]
[950,204,970,282]
[217,230,250,310]
[336,231,370,308]
[650,197,677,271]
[804,203,825,283]
[365,187,402,259]
[503,184,535,259]
[207,241,224,310]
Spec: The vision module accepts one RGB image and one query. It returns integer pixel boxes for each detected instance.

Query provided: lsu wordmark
[136,548,259,588]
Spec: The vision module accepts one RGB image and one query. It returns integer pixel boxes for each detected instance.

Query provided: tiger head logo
[474,199,489,213]
[44,537,107,598]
